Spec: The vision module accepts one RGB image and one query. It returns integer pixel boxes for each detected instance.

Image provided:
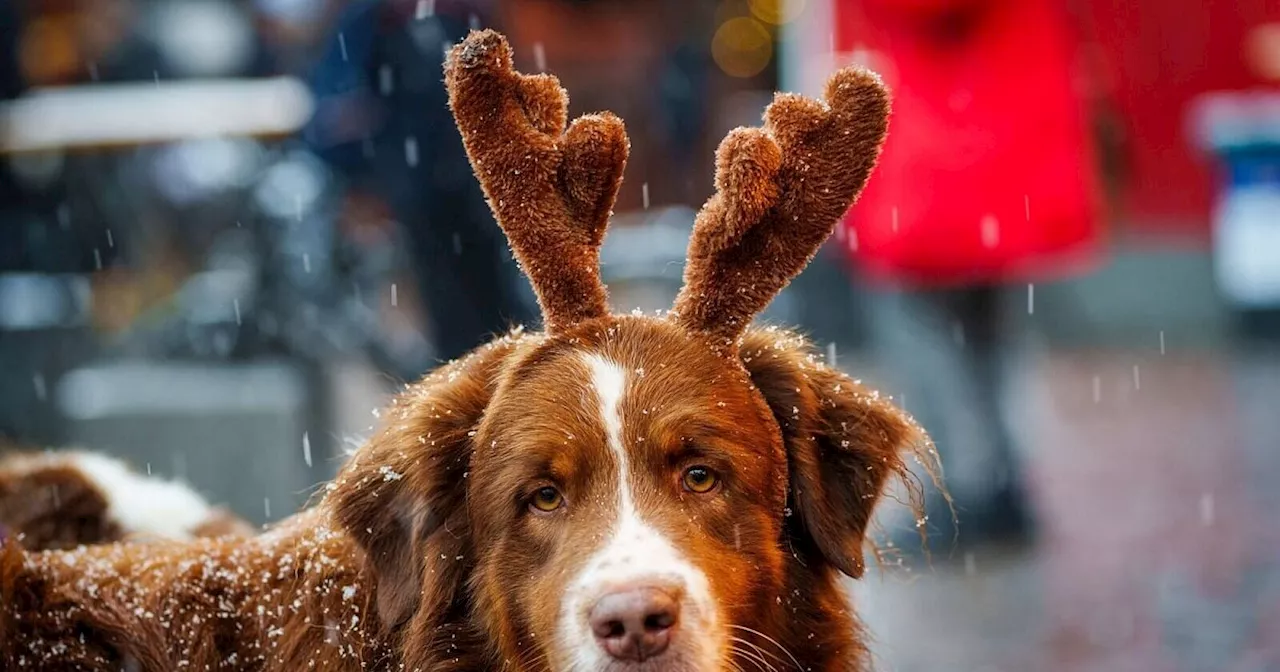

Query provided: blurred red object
[838,0,1104,286]
[1081,0,1280,235]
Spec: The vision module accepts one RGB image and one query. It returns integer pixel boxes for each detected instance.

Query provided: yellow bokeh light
[712,17,774,79]
[749,0,805,25]
[18,17,81,85]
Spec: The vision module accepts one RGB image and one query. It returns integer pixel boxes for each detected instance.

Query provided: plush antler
[444,30,629,334]
[672,68,890,347]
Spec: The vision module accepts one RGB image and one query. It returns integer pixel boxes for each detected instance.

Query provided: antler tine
[672,68,891,349]
[444,30,629,334]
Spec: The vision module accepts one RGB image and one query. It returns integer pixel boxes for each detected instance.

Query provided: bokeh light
[712,16,773,79]
[17,17,80,84]
[749,0,805,25]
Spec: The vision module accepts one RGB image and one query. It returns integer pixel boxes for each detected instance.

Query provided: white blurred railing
[0,77,314,154]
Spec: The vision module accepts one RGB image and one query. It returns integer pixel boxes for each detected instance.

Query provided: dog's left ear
[740,330,924,578]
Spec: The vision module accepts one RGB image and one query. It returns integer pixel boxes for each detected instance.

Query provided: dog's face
[329,318,919,671]
[471,319,788,671]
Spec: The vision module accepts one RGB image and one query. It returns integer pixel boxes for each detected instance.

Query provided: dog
[0,449,254,551]
[1,29,927,672]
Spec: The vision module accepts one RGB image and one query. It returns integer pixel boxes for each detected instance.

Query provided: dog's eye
[530,486,565,512]
[682,466,718,494]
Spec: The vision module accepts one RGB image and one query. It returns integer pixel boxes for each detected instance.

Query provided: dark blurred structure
[0,0,350,518]
[0,0,114,445]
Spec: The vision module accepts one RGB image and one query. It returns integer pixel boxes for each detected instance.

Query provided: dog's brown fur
[0,459,121,552]
[0,451,253,552]
[1,29,921,672]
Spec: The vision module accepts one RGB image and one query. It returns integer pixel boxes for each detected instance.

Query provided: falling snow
[533,42,547,72]
[981,214,999,248]
[378,65,394,96]
[1200,493,1215,526]
[404,136,420,167]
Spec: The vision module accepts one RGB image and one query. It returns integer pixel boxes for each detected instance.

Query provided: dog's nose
[588,586,681,662]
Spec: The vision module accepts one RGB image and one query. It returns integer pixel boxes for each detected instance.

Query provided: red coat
[840,0,1104,286]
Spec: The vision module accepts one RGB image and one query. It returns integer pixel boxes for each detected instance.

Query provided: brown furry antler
[444,30,630,334]
[672,68,890,347]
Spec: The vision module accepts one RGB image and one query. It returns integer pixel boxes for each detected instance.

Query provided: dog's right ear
[326,337,523,629]
[739,329,928,578]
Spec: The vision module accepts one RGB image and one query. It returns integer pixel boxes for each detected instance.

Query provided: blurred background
[1,0,1278,669]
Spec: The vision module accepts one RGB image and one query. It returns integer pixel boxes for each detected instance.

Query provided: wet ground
[851,347,1280,672]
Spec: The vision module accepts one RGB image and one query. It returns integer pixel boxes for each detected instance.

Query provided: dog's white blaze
[585,356,636,514]
[558,355,718,670]
[71,452,213,541]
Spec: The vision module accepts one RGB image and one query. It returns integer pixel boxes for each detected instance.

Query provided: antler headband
[445,31,889,349]
[444,31,627,334]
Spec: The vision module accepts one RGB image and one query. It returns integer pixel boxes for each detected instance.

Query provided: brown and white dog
[1,30,928,672]
[0,449,254,551]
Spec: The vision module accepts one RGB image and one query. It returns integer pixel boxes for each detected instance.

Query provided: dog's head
[326,30,922,671]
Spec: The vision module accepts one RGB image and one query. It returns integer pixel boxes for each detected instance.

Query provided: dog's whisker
[731,634,786,672]
[729,624,804,671]
[730,638,778,672]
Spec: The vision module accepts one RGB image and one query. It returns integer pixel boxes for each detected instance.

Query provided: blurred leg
[952,287,1023,495]
[396,190,536,365]
[865,284,1031,556]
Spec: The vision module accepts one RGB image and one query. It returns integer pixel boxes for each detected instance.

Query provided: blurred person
[303,0,537,371]
[839,0,1106,555]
